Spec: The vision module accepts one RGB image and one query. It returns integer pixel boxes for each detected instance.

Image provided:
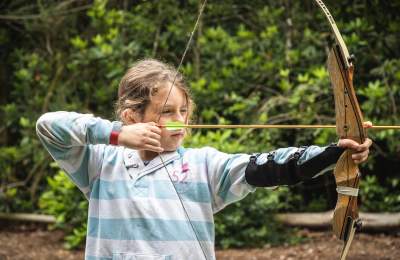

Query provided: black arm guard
[245,144,345,187]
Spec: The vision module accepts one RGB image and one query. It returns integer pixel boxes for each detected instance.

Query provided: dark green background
[1,0,399,249]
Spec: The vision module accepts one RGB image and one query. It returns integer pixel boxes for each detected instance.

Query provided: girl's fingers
[352,149,369,162]
[149,125,162,135]
[147,122,162,135]
[338,139,359,150]
[338,137,372,164]
[338,138,372,152]
[359,138,372,151]
[363,121,373,128]
[144,144,164,153]
[143,136,161,148]
[147,132,161,141]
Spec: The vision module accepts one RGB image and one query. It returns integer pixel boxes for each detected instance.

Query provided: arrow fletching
[163,121,186,130]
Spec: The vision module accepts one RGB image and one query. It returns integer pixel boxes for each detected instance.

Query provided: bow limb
[315,1,367,259]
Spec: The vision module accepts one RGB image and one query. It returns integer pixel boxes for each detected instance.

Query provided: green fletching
[165,121,185,130]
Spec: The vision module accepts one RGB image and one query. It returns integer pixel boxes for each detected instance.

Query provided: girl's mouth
[170,131,184,137]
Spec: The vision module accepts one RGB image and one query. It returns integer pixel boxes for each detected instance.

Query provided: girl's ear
[121,109,142,124]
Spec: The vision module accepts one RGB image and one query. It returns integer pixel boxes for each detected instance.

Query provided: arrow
[160,121,400,130]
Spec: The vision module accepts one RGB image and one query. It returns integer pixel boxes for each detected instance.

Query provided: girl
[36,59,372,260]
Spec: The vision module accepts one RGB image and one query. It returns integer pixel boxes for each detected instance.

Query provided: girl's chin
[163,142,183,152]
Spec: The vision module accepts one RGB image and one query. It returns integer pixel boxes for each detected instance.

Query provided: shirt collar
[123,148,180,172]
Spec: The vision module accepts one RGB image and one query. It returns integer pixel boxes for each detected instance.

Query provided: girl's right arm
[36,111,121,197]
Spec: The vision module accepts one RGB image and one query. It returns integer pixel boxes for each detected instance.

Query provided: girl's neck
[138,150,158,161]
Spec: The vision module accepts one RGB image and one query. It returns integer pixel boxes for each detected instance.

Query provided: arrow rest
[348,54,356,64]
[355,218,362,231]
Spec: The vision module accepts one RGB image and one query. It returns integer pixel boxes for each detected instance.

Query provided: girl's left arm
[205,144,345,213]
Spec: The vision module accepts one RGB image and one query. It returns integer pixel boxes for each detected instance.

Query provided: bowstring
[156,1,208,259]
[156,0,207,123]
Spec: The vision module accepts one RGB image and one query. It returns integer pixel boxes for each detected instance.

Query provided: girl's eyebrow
[161,105,173,109]
[162,104,188,109]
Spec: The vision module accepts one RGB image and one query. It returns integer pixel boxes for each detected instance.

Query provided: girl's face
[142,85,188,151]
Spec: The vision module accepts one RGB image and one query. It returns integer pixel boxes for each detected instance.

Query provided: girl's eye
[180,108,188,113]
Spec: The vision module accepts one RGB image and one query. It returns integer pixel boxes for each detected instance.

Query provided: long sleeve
[36,111,122,197]
[201,144,344,213]
[200,147,255,213]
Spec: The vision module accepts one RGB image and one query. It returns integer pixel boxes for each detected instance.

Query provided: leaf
[19,117,30,127]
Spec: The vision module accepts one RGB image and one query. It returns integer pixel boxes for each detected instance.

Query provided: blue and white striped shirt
[36,111,257,260]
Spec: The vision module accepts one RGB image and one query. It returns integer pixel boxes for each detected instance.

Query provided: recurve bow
[315,1,367,259]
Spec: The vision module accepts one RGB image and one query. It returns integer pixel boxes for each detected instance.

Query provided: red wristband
[110,131,120,145]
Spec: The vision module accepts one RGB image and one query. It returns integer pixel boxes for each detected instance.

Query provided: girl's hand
[118,122,163,153]
[337,121,373,164]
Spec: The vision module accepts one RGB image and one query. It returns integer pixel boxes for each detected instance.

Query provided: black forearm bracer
[245,144,345,187]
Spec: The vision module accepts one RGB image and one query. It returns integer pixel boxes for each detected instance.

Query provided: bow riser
[327,44,366,260]
[328,46,365,141]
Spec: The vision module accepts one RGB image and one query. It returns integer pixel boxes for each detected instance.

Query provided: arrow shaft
[160,124,400,130]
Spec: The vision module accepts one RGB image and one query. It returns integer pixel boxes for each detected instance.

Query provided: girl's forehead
[156,85,186,98]
[152,86,187,106]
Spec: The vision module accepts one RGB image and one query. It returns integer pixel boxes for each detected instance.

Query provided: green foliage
[1,0,400,250]
[215,187,304,248]
[39,166,88,249]
[360,175,400,212]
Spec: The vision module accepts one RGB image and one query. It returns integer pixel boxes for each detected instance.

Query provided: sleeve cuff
[108,121,122,145]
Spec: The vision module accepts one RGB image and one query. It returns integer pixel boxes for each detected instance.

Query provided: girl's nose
[173,111,185,123]
[175,114,184,123]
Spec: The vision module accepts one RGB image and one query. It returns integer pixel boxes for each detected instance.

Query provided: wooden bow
[315,1,366,259]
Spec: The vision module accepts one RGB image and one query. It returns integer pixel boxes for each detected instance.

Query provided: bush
[39,165,88,249]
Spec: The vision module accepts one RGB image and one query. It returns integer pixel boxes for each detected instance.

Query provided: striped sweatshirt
[36,111,330,260]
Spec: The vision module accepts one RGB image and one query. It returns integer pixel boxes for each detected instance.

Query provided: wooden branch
[0,4,92,21]
[274,211,400,231]
[1,211,399,232]
[42,61,64,113]
[0,213,56,224]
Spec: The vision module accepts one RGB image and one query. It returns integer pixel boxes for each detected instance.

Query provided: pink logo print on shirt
[171,162,190,183]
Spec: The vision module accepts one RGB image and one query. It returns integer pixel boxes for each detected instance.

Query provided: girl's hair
[115,59,194,124]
